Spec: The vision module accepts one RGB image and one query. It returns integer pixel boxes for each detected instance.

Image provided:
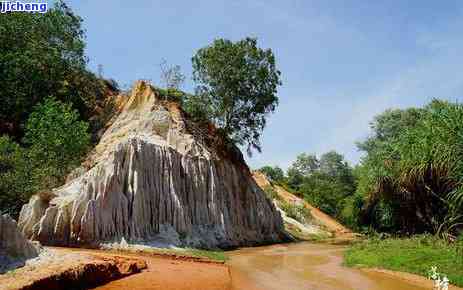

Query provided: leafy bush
[0,1,105,139]
[0,98,90,217]
[339,193,364,230]
[279,200,312,224]
[285,151,357,225]
[0,136,34,217]
[156,87,186,103]
[259,166,285,183]
[23,97,90,190]
[357,100,463,236]
[263,185,280,201]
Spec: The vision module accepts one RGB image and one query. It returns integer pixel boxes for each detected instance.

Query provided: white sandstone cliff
[0,214,39,273]
[18,81,286,249]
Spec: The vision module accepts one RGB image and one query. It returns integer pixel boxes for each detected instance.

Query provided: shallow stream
[228,242,429,290]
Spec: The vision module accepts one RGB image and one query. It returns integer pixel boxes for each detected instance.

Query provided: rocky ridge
[18,81,286,249]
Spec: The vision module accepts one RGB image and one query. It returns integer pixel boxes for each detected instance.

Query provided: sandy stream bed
[1,243,462,290]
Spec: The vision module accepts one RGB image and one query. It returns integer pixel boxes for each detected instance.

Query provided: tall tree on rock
[190,37,282,155]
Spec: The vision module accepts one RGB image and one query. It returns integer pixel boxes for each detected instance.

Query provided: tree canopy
[189,37,281,155]
[261,151,357,227]
[0,1,104,138]
[0,2,103,217]
[259,165,285,183]
[356,100,463,236]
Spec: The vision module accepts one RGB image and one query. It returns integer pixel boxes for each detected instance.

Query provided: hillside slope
[253,171,356,241]
[18,81,286,249]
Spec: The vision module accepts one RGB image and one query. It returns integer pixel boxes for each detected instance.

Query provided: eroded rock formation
[18,81,285,248]
[0,214,39,273]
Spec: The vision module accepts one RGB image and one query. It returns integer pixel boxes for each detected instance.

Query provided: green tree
[286,167,305,190]
[189,37,282,155]
[286,153,319,189]
[0,1,104,138]
[0,136,33,217]
[356,100,463,235]
[356,108,423,155]
[320,151,355,186]
[291,153,319,176]
[23,98,90,189]
[285,151,357,222]
[259,165,285,183]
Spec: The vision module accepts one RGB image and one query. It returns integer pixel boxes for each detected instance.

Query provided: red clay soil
[0,248,146,290]
[1,247,230,290]
[93,254,231,290]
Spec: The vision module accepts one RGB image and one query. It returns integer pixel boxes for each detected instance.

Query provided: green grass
[183,248,228,262]
[344,235,463,287]
[126,247,228,262]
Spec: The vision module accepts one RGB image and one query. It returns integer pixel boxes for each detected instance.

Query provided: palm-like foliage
[358,100,463,236]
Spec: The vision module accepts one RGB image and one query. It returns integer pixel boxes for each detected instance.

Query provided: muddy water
[228,242,429,290]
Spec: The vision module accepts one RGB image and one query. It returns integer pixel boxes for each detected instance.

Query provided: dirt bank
[93,252,231,290]
[0,248,146,290]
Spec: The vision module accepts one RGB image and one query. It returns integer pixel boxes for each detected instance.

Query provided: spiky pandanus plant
[360,100,463,237]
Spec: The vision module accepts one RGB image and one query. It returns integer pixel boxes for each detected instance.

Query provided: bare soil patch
[0,248,146,290]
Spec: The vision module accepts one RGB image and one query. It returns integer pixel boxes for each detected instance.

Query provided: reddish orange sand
[93,255,231,290]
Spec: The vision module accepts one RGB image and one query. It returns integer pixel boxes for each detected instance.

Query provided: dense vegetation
[260,100,463,284]
[261,99,463,240]
[0,2,114,217]
[260,151,358,228]
[356,100,463,238]
[0,2,111,138]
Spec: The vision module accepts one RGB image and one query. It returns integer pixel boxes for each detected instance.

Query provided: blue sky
[58,0,463,170]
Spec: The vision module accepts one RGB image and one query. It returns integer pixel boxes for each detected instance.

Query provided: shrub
[156,87,186,103]
[0,2,105,138]
[357,100,463,235]
[339,194,364,230]
[285,151,357,226]
[263,185,280,201]
[279,200,312,224]
[23,97,90,190]
[0,136,34,217]
[259,166,285,183]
